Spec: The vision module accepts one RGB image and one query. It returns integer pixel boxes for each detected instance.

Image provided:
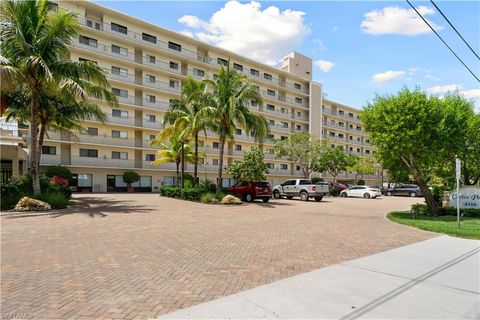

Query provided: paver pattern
[1,194,433,319]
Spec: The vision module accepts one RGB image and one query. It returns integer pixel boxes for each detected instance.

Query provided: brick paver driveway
[1,194,433,319]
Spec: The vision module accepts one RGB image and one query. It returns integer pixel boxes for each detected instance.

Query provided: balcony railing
[143,78,181,93]
[71,38,136,62]
[71,156,135,168]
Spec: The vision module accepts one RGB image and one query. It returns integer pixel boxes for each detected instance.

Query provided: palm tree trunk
[176,161,180,186]
[216,131,226,194]
[30,88,41,195]
[36,123,47,173]
[194,132,199,185]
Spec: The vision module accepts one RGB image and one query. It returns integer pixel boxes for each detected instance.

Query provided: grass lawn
[387,211,480,240]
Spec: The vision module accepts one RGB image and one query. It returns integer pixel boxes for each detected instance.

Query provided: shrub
[200,192,216,203]
[198,179,216,193]
[438,207,480,218]
[311,177,324,184]
[40,192,69,209]
[411,204,428,216]
[329,187,341,197]
[159,186,203,201]
[50,175,69,187]
[47,184,72,200]
[1,184,21,210]
[358,179,365,185]
[123,171,140,187]
[45,165,73,184]
[11,174,50,196]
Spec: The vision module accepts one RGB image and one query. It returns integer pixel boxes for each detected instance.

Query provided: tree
[347,156,377,184]
[227,148,268,182]
[123,171,140,189]
[150,134,196,186]
[316,146,354,183]
[203,61,269,193]
[274,132,326,178]
[361,88,475,216]
[459,111,480,185]
[0,0,116,195]
[161,77,213,185]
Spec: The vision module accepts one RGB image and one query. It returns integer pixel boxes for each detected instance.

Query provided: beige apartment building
[0,1,384,192]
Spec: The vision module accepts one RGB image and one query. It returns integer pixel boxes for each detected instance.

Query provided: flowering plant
[50,175,69,187]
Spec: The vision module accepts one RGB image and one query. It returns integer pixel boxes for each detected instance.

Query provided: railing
[105,71,136,85]
[260,90,308,108]
[143,78,181,93]
[143,99,172,111]
[71,156,135,168]
[323,107,359,120]
[142,120,163,130]
[143,56,182,74]
[71,38,135,62]
[40,155,61,165]
[268,168,291,175]
[270,124,291,132]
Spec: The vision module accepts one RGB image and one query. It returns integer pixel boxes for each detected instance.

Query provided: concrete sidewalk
[158,236,480,319]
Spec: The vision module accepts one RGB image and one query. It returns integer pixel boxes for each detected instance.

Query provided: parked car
[273,179,328,201]
[385,184,422,197]
[340,186,382,199]
[227,181,272,202]
[331,182,349,190]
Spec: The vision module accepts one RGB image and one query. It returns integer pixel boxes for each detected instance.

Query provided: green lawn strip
[387,211,480,240]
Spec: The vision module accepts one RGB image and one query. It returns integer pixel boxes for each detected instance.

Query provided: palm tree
[0,0,116,195]
[160,77,213,184]
[203,62,269,193]
[150,134,196,186]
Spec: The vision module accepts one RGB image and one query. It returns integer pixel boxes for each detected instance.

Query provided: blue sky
[96,1,480,110]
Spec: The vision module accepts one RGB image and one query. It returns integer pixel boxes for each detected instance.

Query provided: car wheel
[273,190,280,199]
[340,192,347,198]
[314,196,323,202]
[245,193,253,202]
[262,198,270,203]
[300,191,309,201]
[363,193,371,199]
[386,191,392,196]
[410,192,417,197]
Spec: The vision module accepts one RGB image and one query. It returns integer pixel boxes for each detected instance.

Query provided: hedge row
[159,186,203,201]
[411,204,480,218]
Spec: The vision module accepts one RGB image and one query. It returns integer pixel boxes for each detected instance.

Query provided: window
[357,148,361,152]
[338,134,344,138]
[212,159,219,165]
[281,122,288,128]
[349,136,353,140]
[112,88,128,98]
[217,58,228,66]
[264,73,272,81]
[146,95,156,103]
[112,151,128,159]
[280,136,288,140]
[169,99,175,106]
[299,180,311,185]
[79,149,98,158]
[267,89,275,97]
[280,164,288,170]
[250,69,259,77]
[296,125,301,131]
[295,97,303,104]
[86,19,101,30]
[348,113,354,118]
[250,100,258,107]
[193,68,204,77]
[357,126,362,131]
[235,129,242,135]
[233,63,243,72]
[168,41,181,51]
[42,146,56,155]
[111,66,128,77]
[266,104,275,111]
[112,109,128,118]
[297,111,302,117]
[294,83,301,90]
[280,108,287,114]
[349,124,353,129]
[142,33,157,44]
[79,35,97,47]
[266,163,274,169]
[111,22,127,34]
[145,154,155,161]
[339,110,345,115]
[365,150,370,154]
[87,127,98,136]
[169,61,179,70]
[269,120,275,126]
[169,80,179,88]
[329,132,335,137]
[267,134,274,139]
[146,114,156,122]
[112,130,128,139]
[213,142,219,149]
[146,75,155,83]
[338,122,344,127]
[77,174,93,187]
[146,55,156,64]
[235,145,242,151]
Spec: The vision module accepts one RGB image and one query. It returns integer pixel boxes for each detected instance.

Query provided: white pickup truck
[272,179,329,201]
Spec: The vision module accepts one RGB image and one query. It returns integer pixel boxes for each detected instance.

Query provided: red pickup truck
[227,181,272,202]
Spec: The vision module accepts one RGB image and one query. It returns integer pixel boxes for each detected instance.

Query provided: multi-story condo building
[0,1,385,191]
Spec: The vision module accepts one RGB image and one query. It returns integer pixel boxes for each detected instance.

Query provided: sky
[96,0,480,110]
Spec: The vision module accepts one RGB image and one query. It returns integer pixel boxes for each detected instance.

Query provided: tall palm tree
[0,0,116,195]
[161,77,213,184]
[150,134,196,186]
[203,62,269,193]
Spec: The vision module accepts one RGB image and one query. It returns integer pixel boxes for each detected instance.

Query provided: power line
[430,0,480,61]
[405,0,480,84]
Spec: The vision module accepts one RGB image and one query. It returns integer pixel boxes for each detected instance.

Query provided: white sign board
[450,187,480,209]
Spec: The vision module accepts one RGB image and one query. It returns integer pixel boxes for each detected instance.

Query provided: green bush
[358,179,366,185]
[47,184,72,200]
[411,203,428,216]
[1,184,21,210]
[159,186,203,201]
[329,187,341,197]
[198,179,216,193]
[11,174,50,196]
[200,192,216,203]
[439,207,480,218]
[311,177,324,184]
[123,171,140,186]
[45,165,73,184]
[40,192,69,209]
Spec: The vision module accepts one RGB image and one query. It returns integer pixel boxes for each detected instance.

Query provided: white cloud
[361,6,443,36]
[314,60,335,72]
[371,70,405,83]
[462,88,480,100]
[426,84,460,95]
[177,1,310,65]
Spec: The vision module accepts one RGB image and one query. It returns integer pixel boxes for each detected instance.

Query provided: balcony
[71,156,135,168]
[142,120,163,130]
[270,124,291,133]
[71,38,135,62]
[260,91,308,108]
[143,78,181,94]
[143,56,182,75]
[40,155,61,165]
[106,71,137,85]
[268,168,291,176]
